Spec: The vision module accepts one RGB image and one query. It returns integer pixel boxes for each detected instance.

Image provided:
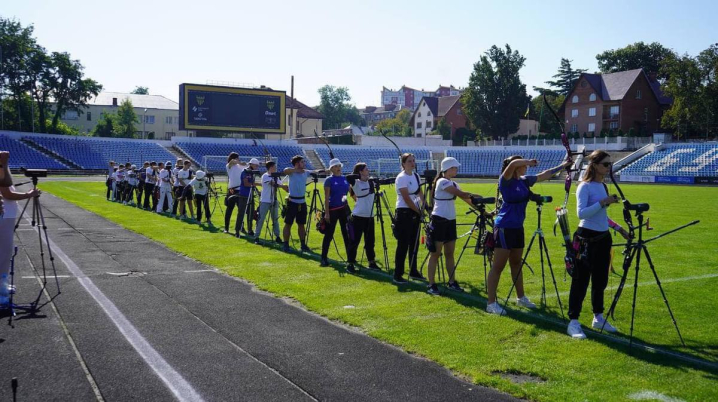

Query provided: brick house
[361,104,403,125]
[560,69,671,136]
[381,85,462,110]
[410,95,467,139]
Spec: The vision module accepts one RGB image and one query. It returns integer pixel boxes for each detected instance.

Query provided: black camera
[626,201,649,212]
[309,172,319,180]
[205,172,214,179]
[271,172,282,179]
[470,195,495,205]
[369,177,395,185]
[529,193,553,204]
[422,169,437,181]
[22,168,47,178]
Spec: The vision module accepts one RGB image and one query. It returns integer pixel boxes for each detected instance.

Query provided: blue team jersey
[494,175,538,229]
[324,175,349,208]
[239,169,255,197]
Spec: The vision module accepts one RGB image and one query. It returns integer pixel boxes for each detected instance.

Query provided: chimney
[112,97,118,106]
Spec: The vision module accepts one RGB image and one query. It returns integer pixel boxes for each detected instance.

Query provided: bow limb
[314,129,335,160]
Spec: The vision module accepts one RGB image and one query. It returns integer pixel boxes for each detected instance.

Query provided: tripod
[358,180,393,272]
[207,174,224,218]
[602,209,698,349]
[455,202,494,292]
[501,200,565,321]
[10,174,61,325]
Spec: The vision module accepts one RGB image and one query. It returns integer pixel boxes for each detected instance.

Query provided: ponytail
[495,155,522,211]
[431,171,444,203]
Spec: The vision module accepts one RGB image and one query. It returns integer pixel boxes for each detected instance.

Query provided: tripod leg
[539,234,547,307]
[541,236,566,323]
[36,199,61,293]
[602,245,637,331]
[502,230,538,311]
[628,244,643,350]
[642,246,686,346]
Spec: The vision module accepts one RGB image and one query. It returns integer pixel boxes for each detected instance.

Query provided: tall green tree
[435,118,451,140]
[114,99,138,138]
[374,109,412,137]
[317,85,354,130]
[92,111,115,137]
[596,41,675,80]
[530,92,565,136]
[130,86,149,95]
[461,44,529,139]
[542,58,587,96]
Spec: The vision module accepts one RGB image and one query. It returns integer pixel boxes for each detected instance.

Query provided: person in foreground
[281,155,324,253]
[319,158,351,268]
[567,150,630,339]
[393,153,426,284]
[426,157,476,296]
[485,155,570,315]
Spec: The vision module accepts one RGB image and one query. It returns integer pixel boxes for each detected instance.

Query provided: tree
[317,85,354,130]
[130,86,149,95]
[435,118,451,140]
[530,91,565,135]
[92,111,115,137]
[596,41,675,81]
[462,44,530,139]
[543,58,587,96]
[114,99,138,138]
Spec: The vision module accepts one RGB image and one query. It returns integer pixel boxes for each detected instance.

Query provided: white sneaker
[567,320,586,339]
[516,296,537,309]
[592,315,618,333]
[486,302,506,316]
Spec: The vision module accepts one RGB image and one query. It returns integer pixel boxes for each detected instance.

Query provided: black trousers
[194,194,211,222]
[236,195,255,234]
[124,185,136,202]
[143,182,155,210]
[106,178,112,199]
[394,208,421,279]
[321,205,350,260]
[136,182,144,206]
[225,194,240,232]
[568,227,613,320]
[347,215,376,264]
[172,187,182,215]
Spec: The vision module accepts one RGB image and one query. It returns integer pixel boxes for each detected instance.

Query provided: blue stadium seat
[175,141,313,173]
[446,148,565,176]
[314,147,431,176]
[621,144,718,177]
[0,135,68,170]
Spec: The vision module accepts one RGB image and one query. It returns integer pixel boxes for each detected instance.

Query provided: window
[609,121,619,129]
[417,122,422,129]
[144,115,155,124]
[644,107,648,122]
[427,111,431,116]
[610,106,619,118]
[457,109,462,115]
[589,93,596,102]
[571,109,578,118]
[588,123,596,133]
[589,107,596,117]
[166,116,173,124]
[63,110,78,120]
[87,112,92,121]
[636,90,642,99]
[571,124,578,133]
[418,112,422,117]
[426,121,432,128]
[165,132,175,138]
[572,95,579,103]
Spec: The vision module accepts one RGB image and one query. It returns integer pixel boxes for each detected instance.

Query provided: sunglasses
[595,162,612,167]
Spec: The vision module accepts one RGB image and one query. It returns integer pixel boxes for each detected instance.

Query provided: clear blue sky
[3,0,716,108]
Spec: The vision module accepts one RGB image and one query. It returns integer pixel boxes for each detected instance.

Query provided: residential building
[361,104,403,124]
[509,119,540,138]
[381,85,462,110]
[60,92,187,140]
[285,96,324,138]
[560,69,671,136]
[410,95,467,138]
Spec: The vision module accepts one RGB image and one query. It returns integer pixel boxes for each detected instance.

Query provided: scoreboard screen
[179,84,286,133]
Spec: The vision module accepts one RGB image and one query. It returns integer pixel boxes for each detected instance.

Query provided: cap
[249,158,260,166]
[195,170,206,179]
[329,158,343,169]
[440,157,461,172]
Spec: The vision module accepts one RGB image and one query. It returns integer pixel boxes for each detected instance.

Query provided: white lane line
[530,273,718,300]
[183,270,214,273]
[22,275,72,279]
[24,217,205,402]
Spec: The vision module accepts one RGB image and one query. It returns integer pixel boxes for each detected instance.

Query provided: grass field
[40,180,718,401]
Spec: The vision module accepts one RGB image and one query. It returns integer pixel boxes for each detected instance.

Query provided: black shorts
[173,186,183,199]
[430,215,457,243]
[285,201,307,225]
[181,186,193,199]
[494,227,525,249]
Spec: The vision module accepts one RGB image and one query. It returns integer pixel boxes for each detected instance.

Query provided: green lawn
[40,181,718,402]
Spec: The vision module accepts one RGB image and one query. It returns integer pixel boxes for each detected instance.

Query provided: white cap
[440,157,461,172]
[131,164,137,169]
[195,170,206,179]
[249,158,260,166]
[329,158,343,169]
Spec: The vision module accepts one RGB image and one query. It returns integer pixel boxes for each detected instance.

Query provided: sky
[3,0,716,108]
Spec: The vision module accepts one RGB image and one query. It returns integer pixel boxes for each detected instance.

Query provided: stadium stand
[25,136,176,170]
[0,134,68,170]
[314,147,432,175]
[446,148,566,176]
[174,141,314,173]
[619,143,718,177]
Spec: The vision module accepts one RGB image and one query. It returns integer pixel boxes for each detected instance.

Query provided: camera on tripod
[422,169,437,181]
[369,177,395,185]
[625,201,650,213]
[22,168,47,178]
[309,172,319,182]
[205,172,215,179]
[529,193,552,204]
[271,172,282,179]
[470,195,495,206]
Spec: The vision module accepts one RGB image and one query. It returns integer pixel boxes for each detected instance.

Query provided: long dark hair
[349,162,367,197]
[401,153,414,172]
[583,150,610,182]
[495,155,523,210]
[227,152,239,163]
[431,171,445,203]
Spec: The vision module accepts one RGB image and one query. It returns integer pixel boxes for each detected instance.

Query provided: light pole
[143,108,147,140]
